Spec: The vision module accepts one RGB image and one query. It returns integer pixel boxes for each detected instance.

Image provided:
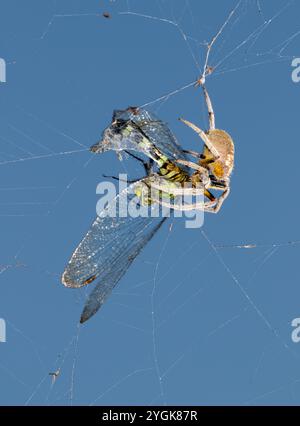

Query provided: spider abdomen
[205,129,234,179]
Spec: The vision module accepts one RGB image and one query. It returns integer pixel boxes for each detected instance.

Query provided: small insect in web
[102,12,111,19]
[62,84,235,323]
[49,369,60,385]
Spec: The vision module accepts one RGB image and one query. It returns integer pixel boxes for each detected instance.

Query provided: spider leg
[203,188,216,202]
[209,177,229,191]
[204,173,230,207]
[205,188,230,214]
[169,188,229,213]
[182,149,204,159]
[174,159,211,189]
[148,185,229,214]
[179,118,219,159]
[175,158,208,174]
[149,182,205,197]
[202,85,215,130]
[153,197,215,212]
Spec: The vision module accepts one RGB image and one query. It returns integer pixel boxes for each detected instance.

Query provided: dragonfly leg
[124,150,153,174]
[102,174,139,184]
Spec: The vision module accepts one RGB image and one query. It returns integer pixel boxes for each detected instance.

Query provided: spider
[136,84,234,213]
[173,84,235,213]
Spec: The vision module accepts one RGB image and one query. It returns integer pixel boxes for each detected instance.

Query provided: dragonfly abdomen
[158,160,189,183]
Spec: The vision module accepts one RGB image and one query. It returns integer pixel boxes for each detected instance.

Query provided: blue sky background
[1,0,300,406]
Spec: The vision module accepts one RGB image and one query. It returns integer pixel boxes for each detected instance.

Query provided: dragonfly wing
[80,216,166,323]
[62,181,167,322]
[92,120,158,161]
[128,109,187,163]
[91,108,188,167]
[62,182,165,289]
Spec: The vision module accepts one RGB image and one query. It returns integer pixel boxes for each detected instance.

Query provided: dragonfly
[62,86,234,323]
[61,111,195,323]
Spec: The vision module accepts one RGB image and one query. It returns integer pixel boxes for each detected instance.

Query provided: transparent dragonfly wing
[115,108,187,162]
[91,108,188,167]
[80,215,166,323]
[61,181,167,322]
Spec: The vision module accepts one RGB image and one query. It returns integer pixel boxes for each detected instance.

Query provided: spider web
[1,0,300,406]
